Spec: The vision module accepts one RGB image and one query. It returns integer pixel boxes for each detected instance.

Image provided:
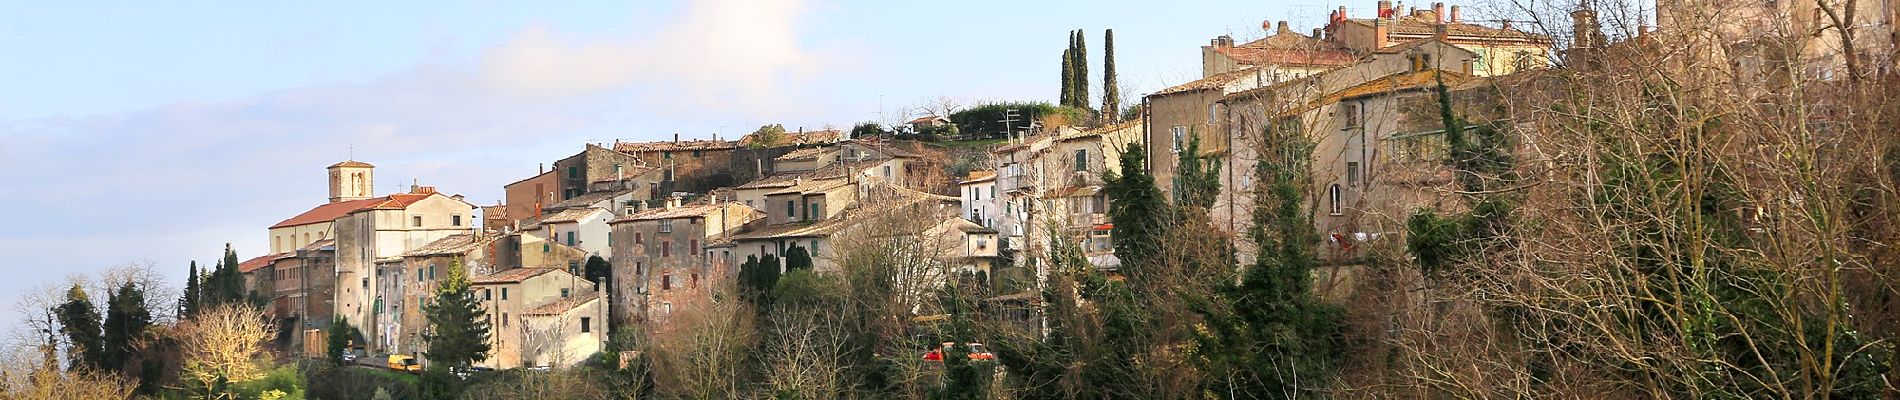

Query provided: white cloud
[0,0,842,326]
[477,0,829,114]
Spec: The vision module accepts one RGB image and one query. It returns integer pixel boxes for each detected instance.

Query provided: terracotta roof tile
[238,253,287,273]
[961,170,996,184]
[611,202,744,223]
[472,268,559,284]
[328,160,374,168]
[400,234,495,258]
[614,139,738,153]
[270,198,383,229]
[1152,68,1261,96]
[540,207,608,224]
[521,292,599,316]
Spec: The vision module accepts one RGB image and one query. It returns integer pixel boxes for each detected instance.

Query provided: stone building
[501,168,558,226]
[471,267,605,369]
[606,198,761,330]
[332,184,478,352]
[378,233,500,360]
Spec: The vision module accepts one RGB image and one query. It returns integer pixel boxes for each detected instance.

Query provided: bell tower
[327,160,375,203]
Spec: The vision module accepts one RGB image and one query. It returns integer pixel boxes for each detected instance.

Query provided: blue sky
[0,0,1344,320]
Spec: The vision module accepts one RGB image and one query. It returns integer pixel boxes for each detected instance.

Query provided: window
[566,231,576,246]
[691,273,700,288]
[660,302,672,316]
[811,240,819,254]
[1074,149,1088,171]
[1328,184,1343,215]
[483,289,491,300]
[429,265,436,280]
[690,239,699,254]
[1171,126,1186,152]
[635,261,643,276]
[567,166,579,178]
[661,274,672,290]
[1346,162,1360,185]
[786,200,797,220]
[561,288,570,298]
[568,261,579,275]
[543,242,550,253]
[809,203,821,219]
[1342,103,1362,128]
[1092,195,1107,213]
[663,152,671,160]
[412,215,423,227]
[452,214,462,226]
[990,186,995,198]
[659,219,673,233]
[417,268,424,282]
[635,232,644,244]
[883,165,892,178]
[1207,103,1219,125]
[580,317,592,333]
[692,150,702,158]
[503,313,509,327]
[662,241,671,257]
[501,287,509,300]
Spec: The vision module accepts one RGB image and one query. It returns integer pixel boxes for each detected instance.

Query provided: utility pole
[1000,109,1021,140]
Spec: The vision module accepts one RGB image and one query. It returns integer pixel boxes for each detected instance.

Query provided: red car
[923,342,995,361]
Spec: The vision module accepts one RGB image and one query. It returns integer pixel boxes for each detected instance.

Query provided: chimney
[1433,2,1445,22]
[1435,23,1449,40]
[1501,20,1512,30]
[665,196,681,210]
[538,162,545,174]
[1450,5,1462,22]
[1374,18,1390,48]
[1377,0,1393,18]
[415,185,437,194]
[673,133,679,143]
[1314,27,1324,38]
[1276,21,1291,35]
[1334,6,1348,23]
[451,194,464,202]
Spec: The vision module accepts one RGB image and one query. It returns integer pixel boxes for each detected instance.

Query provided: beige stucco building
[471,268,606,369]
[332,184,478,352]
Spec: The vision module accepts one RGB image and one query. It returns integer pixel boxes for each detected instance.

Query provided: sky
[0,0,1348,322]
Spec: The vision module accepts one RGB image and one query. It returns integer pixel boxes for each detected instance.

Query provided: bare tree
[175,304,274,388]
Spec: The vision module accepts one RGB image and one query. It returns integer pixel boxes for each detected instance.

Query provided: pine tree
[54,284,105,371]
[1102,29,1120,121]
[327,316,359,365]
[102,281,152,374]
[1074,29,1089,112]
[422,259,490,368]
[180,261,201,319]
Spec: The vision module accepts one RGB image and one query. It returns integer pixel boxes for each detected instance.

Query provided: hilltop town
[11,0,1900,398]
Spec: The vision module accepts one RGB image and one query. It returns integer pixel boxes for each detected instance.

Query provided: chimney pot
[1378,0,1393,17]
[1276,21,1291,34]
[673,133,679,142]
[1314,27,1324,38]
[1450,5,1461,22]
[1433,2,1445,22]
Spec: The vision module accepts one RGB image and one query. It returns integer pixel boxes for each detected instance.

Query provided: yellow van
[387,354,422,373]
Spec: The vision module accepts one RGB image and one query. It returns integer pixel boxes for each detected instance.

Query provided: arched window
[1328,184,1343,216]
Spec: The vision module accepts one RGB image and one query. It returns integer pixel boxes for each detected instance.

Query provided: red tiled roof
[521,292,599,316]
[238,253,287,273]
[1216,32,1358,68]
[270,198,382,229]
[328,160,374,168]
[612,203,730,223]
[961,170,996,184]
[472,268,559,284]
[614,139,738,153]
[907,115,949,124]
[364,193,432,210]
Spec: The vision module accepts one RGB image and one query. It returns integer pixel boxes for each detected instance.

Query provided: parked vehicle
[450,365,494,380]
[922,342,995,362]
[387,354,422,373]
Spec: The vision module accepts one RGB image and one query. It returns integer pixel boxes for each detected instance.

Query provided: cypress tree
[1102,29,1120,120]
[784,245,813,272]
[54,284,105,371]
[213,243,244,306]
[422,259,490,368]
[102,281,152,373]
[1103,142,1168,277]
[583,255,611,284]
[1074,29,1089,111]
[180,261,201,319]
[327,316,359,365]
[1060,34,1075,107]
